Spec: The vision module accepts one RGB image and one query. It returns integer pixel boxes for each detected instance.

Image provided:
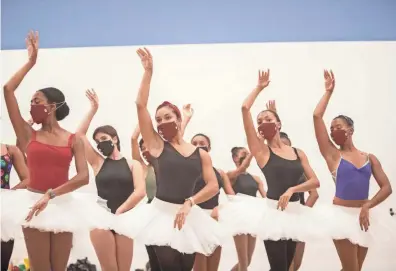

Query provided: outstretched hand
[85,89,99,110]
[257,69,271,90]
[137,48,153,71]
[26,31,39,65]
[182,104,194,118]
[266,100,277,112]
[324,69,335,92]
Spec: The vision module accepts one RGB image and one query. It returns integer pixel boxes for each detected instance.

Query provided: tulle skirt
[1,189,114,241]
[312,203,396,247]
[113,197,226,255]
[219,194,324,242]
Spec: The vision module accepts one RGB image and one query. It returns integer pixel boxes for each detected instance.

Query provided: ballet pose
[313,70,393,271]
[113,48,223,271]
[76,89,145,271]
[267,100,319,271]
[1,143,29,271]
[226,147,266,271]
[241,70,320,270]
[181,107,234,271]
[2,31,111,271]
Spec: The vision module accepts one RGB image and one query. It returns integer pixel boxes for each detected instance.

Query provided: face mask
[30,104,50,124]
[142,151,152,163]
[198,146,209,152]
[258,122,277,140]
[97,140,115,156]
[30,102,65,124]
[157,121,179,141]
[331,129,349,146]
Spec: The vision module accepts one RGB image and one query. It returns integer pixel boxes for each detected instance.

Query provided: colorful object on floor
[8,258,29,271]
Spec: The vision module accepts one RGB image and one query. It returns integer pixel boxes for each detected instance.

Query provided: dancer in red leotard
[1,31,112,271]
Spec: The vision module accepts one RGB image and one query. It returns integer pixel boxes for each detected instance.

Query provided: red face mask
[30,104,50,124]
[142,151,152,163]
[257,122,277,140]
[330,129,349,145]
[157,121,179,141]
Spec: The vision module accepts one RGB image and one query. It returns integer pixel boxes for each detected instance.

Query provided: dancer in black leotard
[76,89,145,271]
[114,48,223,271]
[267,100,319,271]
[241,70,320,271]
[225,147,266,271]
[181,106,234,271]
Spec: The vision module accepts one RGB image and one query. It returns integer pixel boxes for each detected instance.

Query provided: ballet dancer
[240,69,320,270]
[313,70,393,271]
[2,31,112,271]
[131,104,193,271]
[1,143,29,271]
[76,89,145,271]
[181,106,234,271]
[114,47,223,271]
[131,125,159,271]
[224,146,266,271]
[267,100,319,271]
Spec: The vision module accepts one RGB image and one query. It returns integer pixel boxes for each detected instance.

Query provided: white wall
[2,41,396,270]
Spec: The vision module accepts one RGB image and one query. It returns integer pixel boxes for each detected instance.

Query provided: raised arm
[9,145,29,190]
[241,70,270,160]
[227,153,253,182]
[313,70,339,163]
[180,104,194,136]
[116,160,146,214]
[3,32,38,150]
[135,48,163,156]
[76,89,102,168]
[219,169,235,195]
[253,175,267,198]
[131,125,145,165]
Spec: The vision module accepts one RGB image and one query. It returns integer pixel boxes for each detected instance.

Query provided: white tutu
[219,194,325,242]
[113,198,226,255]
[254,198,325,242]
[218,194,265,236]
[1,189,114,241]
[312,204,396,247]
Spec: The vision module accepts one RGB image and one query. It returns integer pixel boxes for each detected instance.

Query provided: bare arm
[116,160,146,213]
[241,70,270,163]
[75,89,103,169]
[180,104,194,136]
[218,169,235,195]
[131,125,145,164]
[52,134,89,197]
[190,150,219,204]
[253,175,267,198]
[135,48,163,155]
[288,149,320,193]
[226,154,253,181]
[9,145,29,190]
[305,188,319,207]
[364,154,392,209]
[313,70,339,163]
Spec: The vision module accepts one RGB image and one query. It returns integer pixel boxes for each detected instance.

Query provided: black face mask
[198,146,209,152]
[97,140,115,157]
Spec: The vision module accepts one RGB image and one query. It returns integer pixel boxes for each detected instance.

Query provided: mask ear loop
[47,101,66,116]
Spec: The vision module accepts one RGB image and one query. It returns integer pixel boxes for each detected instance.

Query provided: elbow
[80,171,89,186]
[313,111,323,119]
[387,184,393,196]
[135,100,147,110]
[210,181,219,196]
[241,104,250,112]
[313,179,320,189]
